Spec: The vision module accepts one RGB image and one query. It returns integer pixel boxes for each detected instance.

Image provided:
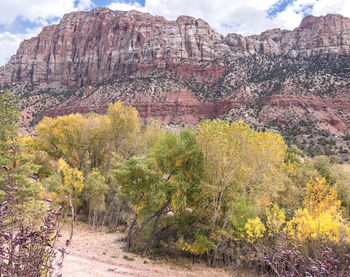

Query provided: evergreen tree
[0,90,42,214]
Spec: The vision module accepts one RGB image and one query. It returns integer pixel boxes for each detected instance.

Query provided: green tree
[0,90,42,215]
[313,155,336,184]
[0,90,18,149]
[114,128,203,254]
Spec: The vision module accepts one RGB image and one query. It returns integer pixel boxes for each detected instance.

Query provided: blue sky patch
[268,0,294,17]
[0,16,62,34]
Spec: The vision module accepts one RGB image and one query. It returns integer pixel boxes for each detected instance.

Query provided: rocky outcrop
[43,90,234,125]
[225,14,350,57]
[2,8,350,157]
[42,93,350,135]
[0,8,226,89]
[2,9,350,89]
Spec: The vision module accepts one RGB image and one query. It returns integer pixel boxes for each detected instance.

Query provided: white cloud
[0,32,23,66]
[77,0,94,10]
[0,0,73,25]
[272,0,350,31]
[0,0,93,66]
[0,0,93,25]
[108,0,350,35]
[107,1,145,12]
[312,0,350,17]
[0,29,41,66]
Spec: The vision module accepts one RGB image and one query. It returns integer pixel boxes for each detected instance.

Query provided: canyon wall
[2,9,350,89]
[2,8,350,155]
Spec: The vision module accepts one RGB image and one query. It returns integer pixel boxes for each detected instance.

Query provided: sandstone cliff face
[0,8,225,89]
[225,14,350,57]
[1,9,350,89]
[2,8,350,157]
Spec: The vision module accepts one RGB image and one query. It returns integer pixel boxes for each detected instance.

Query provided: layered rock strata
[2,8,350,156]
[2,9,350,89]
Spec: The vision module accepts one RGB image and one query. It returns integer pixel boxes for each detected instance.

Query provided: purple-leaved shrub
[0,186,68,277]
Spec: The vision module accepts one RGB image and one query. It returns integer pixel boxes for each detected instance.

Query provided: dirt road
[60,223,236,277]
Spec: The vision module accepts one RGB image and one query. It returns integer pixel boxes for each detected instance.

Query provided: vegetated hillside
[2,7,350,157]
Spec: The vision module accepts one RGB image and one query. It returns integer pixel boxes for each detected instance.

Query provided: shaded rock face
[2,8,350,157]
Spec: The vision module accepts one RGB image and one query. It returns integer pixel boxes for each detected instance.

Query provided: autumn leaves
[2,92,350,273]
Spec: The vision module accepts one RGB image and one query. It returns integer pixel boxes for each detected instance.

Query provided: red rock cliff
[2,9,350,157]
[2,9,350,89]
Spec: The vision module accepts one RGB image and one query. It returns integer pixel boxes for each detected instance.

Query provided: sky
[0,0,350,66]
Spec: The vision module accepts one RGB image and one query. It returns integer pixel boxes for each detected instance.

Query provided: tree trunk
[115,202,123,227]
[211,212,230,267]
[68,193,75,245]
[141,200,170,257]
[93,211,96,229]
[88,205,92,225]
[207,190,225,266]
[142,213,160,257]
[126,214,138,252]
[101,201,113,226]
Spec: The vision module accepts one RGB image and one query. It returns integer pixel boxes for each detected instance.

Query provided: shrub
[0,187,67,276]
[244,218,265,243]
[264,243,350,277]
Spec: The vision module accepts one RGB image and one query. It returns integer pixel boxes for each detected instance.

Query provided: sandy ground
[59,223,250,277]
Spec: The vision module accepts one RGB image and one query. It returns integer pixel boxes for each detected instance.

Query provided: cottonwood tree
[56,158,84,241]
[36,114,89,171]
[194,120,290,266]
[286,178,347,243]
[36,102,144,174]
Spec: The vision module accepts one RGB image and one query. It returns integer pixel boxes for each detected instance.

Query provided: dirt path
[59,223,241,277]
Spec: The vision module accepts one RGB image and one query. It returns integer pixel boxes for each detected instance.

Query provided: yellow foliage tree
[244,217,266,243]
[83,113,111,171]
[107,101,141,160]
[36,102,143,173]
[55,158,84,242]
[84,169,108,228]
[266,203,286,234]
[286,178,344,243]
[197,120,289,240]
[58,158,84,195]
[36,114,89,171]
[196,120,290,265]
[57,158,84,216]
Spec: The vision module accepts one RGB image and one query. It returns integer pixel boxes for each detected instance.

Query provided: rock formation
[2,9,350,89]
[2,8,350,157]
